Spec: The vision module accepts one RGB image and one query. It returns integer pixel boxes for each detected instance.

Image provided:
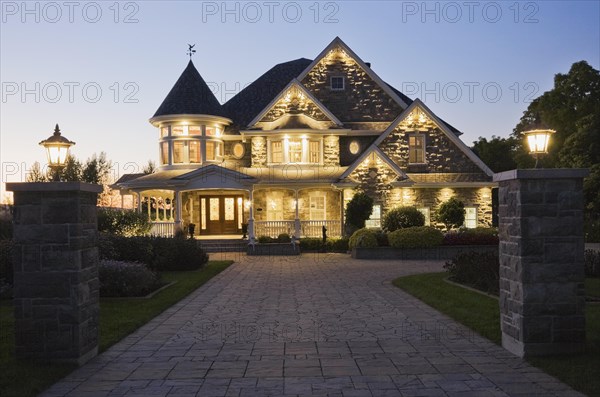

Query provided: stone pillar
[7,182,102,365]
[494,169,588,357]
[294,191,301,239]
[248,189,255,243]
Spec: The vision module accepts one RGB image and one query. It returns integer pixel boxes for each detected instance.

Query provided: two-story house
[115,37,494,239]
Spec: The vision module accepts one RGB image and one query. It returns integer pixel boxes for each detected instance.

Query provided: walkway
[42,253,582,396]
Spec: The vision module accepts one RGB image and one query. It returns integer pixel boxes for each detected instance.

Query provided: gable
[248,80,342,130]
[299,38,407,123]
[375,101,493,178]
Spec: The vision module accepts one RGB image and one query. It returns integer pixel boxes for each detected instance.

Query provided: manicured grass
[586,277,600,298]
[0,260,233,397]
[393,272,600,397]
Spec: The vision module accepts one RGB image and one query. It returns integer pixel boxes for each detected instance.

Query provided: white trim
[247,79,343,129]
[296,36,409,109]
[339,146,407,181]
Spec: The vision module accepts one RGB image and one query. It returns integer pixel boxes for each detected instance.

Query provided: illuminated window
[205,127,217,136]
[267,192,284,221]
[173,141,184,163]
[309,195,326,220]
[188,126,202,136]
[464,207,477,229]
[189,141,201,163]
[365,204,381,228]
[309,140,320,163]
[417,207,430,226]
[160,127,169,137]
[160,142,169,164]
[330,76,344,90]
[349,141,359,154]
[172,126,185,136]
[288,139,302,163]
[206,141,216,161]
[409,135,425,163]
[232,143,245,159]
[271,141,283,163]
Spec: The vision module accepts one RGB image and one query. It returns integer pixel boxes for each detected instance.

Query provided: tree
[437,197,465,230]
[26,162,48,182]
[59,155,83,182]
[471,136,518,173]
[382,206,425,232]
[142,160,156,175]
[81,152,112,184]
[344,191,373,236]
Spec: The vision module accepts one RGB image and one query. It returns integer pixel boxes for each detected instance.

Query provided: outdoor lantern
[39,124,75,179]
[523,129,555,168]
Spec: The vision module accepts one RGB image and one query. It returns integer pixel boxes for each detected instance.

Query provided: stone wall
[260,86,331,122]
[251,137,267,167]
[253,188,341,221]
[253,189,295,221]
[301,46,403,122]
[495,169,587,357]
[323,136,340,166]
[297,189,341,221]
[223,141,251,168]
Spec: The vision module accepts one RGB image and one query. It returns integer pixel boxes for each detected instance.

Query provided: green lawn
[586,277,600,298]
[393,272,600,397]
[0,260,233,397]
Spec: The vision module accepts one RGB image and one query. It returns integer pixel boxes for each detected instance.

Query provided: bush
[277,233,291,243]
[344,192,373,236]
[349,228,378,249]
[0,239,13,285]
[97,208,151,237]
[299,238,322,251]
[257,236,277,243]
[382,206,425,232]
[437,198,465,230]
[444,251,499,295]
[373,229,389,246]
[98,234,209,271]
[298,237,349,252]
[0,211,12,239]
[388,226,444,249]
[99,260,163,297]
[585,217,600,243]
[443,228,499,246]
[585,249,600,277]
[327,237,349,252]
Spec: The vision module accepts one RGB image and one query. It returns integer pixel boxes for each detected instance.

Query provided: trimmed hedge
[299,237,349,252]
[349,228,378,249]
[382,206,425,232]
[0,239,13,285]
[99,234,208,271]
[443,227,499,246]
[585,249,600,277]
[97,208,151,237]
[99,260,163,297]
[444,251,499,295]
[388,226,443,249]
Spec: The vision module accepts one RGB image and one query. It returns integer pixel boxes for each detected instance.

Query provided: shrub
[443,227,499,246]
[373,229,389,246]
[437,198,465,230]
[277,233,292,243]
[382,206,425,232]
[108,235,154,265]
[299,237,350,252]
[98,233,118,260]
[327,237,349,252]
[388,226,444,249]
[99,260,163,297]
[344,192,373,236]
[349,228,378,249]
[0,239,13,285]
[585,217,600,243]
[585,249,600,277]
[443,251,499,295]
[97,208,151,237]
[299,238,322,251]
[258,236,277,243]
[0,209,12,239]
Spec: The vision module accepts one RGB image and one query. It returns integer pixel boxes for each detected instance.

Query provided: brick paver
[41,253,583,396]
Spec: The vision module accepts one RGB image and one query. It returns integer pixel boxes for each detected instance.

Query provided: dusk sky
[1,1,599,199]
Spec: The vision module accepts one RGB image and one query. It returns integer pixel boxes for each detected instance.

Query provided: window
[330,76,344,90]
[409,135,425,163]
[365,204,381,228]
[201,198,207,229]
[205,127,217,136]
[188,126,202,136]
[206,141,216,161]
[464,207,477,229]
[172,126,185,136]
[160,142,169,164]
[173,141,185,163]
[267,192,284,221]
[232,143,245,159]
[189,141,201,163]
[160,127,169,138]
[309,140,320,163]
[288,139,302,163]
[417,207,431,226]
[310,195,326,220]
[271,141,283,163]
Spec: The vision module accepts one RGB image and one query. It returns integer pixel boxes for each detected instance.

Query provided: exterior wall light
[39,124,75,181]
[523,129,555,168]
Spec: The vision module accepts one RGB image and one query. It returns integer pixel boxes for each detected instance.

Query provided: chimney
[365,62,371,68]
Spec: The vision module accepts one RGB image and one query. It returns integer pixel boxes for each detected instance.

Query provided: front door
[201,195,242,235]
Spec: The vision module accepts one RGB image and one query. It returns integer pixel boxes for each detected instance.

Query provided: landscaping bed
[247,242,300,256]
[351,244,498,260]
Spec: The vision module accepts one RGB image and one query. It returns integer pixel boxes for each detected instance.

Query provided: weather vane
[187,44,196,59]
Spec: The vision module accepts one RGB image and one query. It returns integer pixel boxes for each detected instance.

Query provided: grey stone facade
[494,169,588,357]
[251,137,267,167]
[7,182,102,365]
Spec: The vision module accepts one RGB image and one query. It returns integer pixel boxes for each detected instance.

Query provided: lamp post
[39,124,75,181]
[523,129,555,168]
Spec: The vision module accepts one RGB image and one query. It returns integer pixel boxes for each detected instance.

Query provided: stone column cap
[493,168,589,182]
[6,182,103,193]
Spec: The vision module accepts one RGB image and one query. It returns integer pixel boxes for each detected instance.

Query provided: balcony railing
[301,220,341,238]
[150,221,175,237]
[254,220,295,238]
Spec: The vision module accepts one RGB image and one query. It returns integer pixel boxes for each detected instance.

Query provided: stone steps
[198,239,248,252]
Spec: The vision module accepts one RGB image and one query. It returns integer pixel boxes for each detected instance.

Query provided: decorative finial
[54,124,61,136]
[187,44,196,60]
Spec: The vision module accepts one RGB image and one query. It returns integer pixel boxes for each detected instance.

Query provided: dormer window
[330,76,344,91]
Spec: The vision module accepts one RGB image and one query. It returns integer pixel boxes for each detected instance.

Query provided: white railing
[254,220,295,238]
[301,220,342,238]
[150,222,175,237]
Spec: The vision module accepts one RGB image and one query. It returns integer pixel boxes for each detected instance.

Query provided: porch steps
[198,239,248,252]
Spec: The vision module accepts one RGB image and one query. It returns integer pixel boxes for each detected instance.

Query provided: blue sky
[1,1,599,198]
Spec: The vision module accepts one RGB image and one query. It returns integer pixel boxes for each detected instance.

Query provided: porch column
[174,190,183,233]
[294,190,301,240]
[136,192,142,212]
[248,188,255,243]
[146,195,151,221]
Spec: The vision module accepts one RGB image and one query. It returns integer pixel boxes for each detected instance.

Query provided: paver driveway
[42,253,582,397]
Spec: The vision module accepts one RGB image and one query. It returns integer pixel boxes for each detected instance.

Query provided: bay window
[173,141,185,163]
[189,141,201,163]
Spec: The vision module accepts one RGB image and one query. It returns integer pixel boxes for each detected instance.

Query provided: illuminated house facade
[115,37,494,238]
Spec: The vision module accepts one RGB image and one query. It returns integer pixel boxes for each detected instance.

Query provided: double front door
[200,195,243,235]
